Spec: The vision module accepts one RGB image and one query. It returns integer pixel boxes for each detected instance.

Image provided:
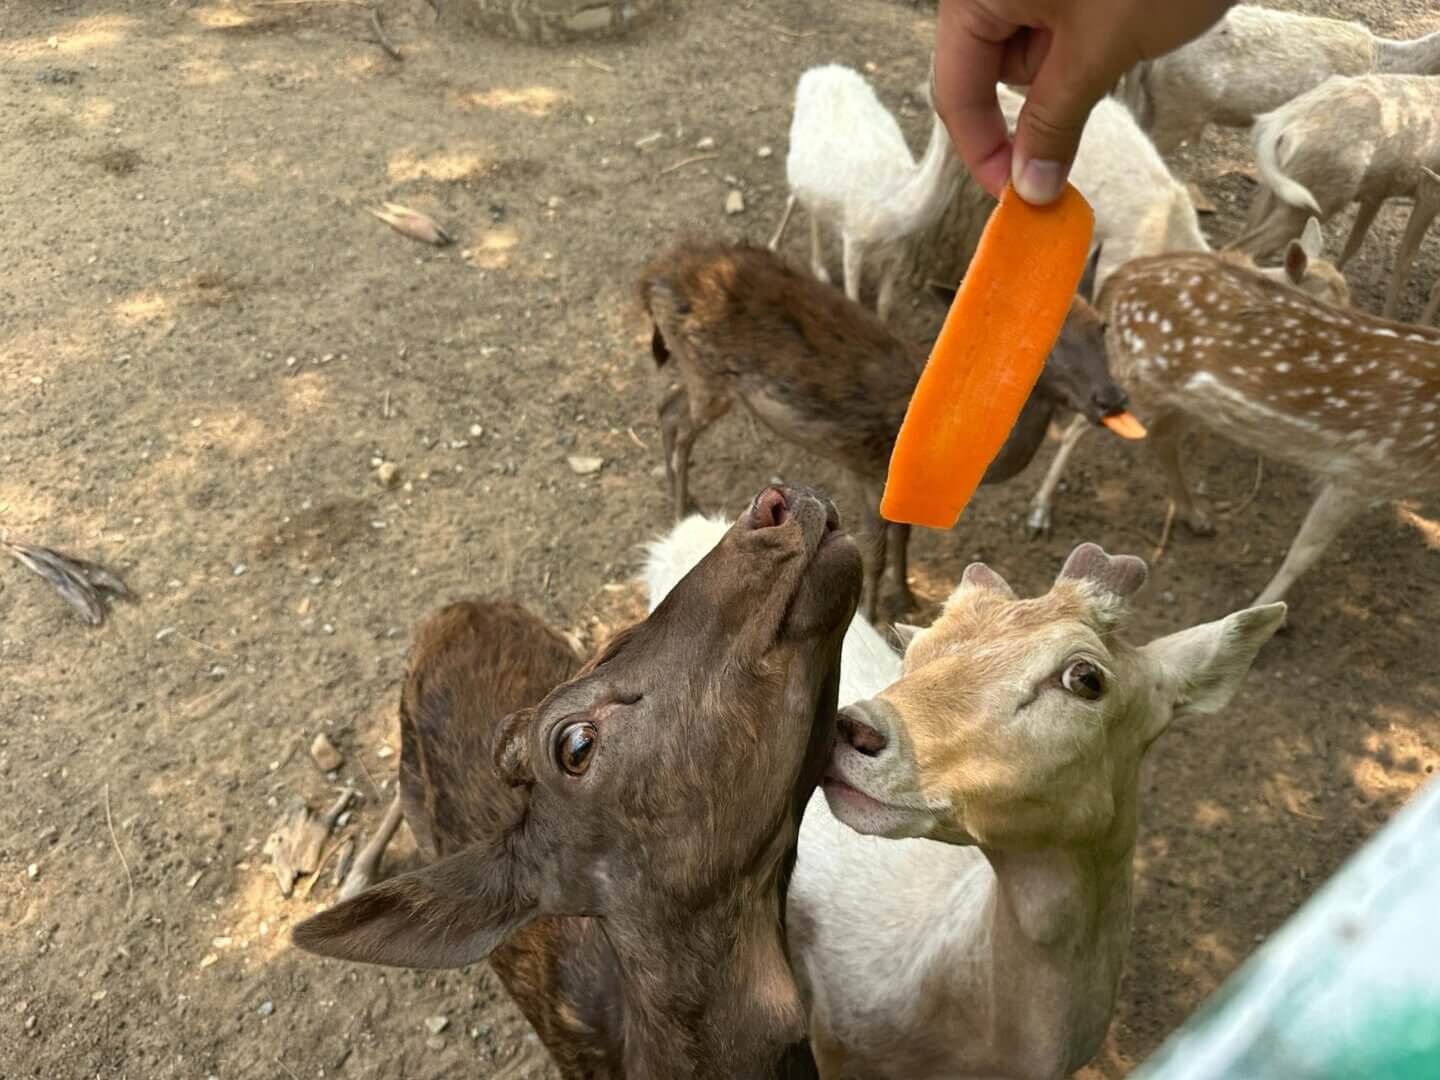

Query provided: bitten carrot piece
[881,183,1095,529]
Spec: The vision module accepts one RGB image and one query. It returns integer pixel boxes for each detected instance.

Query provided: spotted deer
[1026,221,1352,537]
[1103,251,1440,606]
[645,525,1285,1080]
[295,485,863,1079]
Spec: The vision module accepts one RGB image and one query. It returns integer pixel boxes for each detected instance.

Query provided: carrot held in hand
[881,182,1096,529]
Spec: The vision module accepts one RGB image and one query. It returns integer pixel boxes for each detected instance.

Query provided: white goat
[997,85,1206,294]
[1124,5,1440,152]
[771,64,963,321]
[646,522,1284,1080]
[1236,74,1440,283]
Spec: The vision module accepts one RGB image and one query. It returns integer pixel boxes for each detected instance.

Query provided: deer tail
[1253,112,1322,215]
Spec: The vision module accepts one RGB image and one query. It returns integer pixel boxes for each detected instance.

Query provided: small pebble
[757,145,773,158]
[695,135,716,151]
[232,564,247,577]
[310,733,344,772]
[27,863,39,881]
[376,462,401,489]
[469,423,483,437]
[567,455,604,476]
[257,1000,274,1018]
[376,745,395,760]
[322,623,335,635]
[724,190,745,215]
[426,1015,450,1035]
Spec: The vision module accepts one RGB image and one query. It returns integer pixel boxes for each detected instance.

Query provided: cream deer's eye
[1061,660,1104,700]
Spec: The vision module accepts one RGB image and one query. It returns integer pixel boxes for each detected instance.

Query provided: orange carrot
[880,182,1096,529]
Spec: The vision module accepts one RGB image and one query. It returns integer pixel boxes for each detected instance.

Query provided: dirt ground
[2,0,1438,1076]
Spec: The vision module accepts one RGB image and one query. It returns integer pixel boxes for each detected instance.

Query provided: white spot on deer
[1147,311,1159,324]
[1275,362,1292,373]
[1370,327,1399,339]
[1230,366,1247,376]
[1160,319,1173,334]
[1422,402,1437,414]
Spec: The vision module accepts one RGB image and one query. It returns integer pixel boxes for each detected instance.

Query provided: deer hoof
[1184,512,1217,537]
[1025,505,1053,539]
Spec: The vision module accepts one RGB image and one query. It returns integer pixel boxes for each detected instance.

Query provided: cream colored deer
[1104,250,1440,606]
[1386,166,1440,321]
[646,529,1285,1080]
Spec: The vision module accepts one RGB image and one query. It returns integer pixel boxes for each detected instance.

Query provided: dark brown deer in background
[641,242,1138,621]
[1102,251,1440,607]
[293,485,862,1079]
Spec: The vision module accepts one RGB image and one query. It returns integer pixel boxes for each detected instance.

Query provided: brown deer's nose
[838,705,887,756]
[750,486,790,529]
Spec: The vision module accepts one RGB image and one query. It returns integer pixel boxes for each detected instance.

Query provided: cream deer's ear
[960,562,1015,598]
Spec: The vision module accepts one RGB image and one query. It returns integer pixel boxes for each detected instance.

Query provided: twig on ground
[367,7,403,60]
[355,751,385,802]
[1152,502,1178,562]
[626,426,649,450]
[658,153,719,178]
[104,784,135,913]
[582,57,616,74]
[1218,457,1265,518]
[274,1057,303,1080]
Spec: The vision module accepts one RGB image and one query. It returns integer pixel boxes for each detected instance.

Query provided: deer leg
[809,213,831,284]
[1383,179,1440,318]
[809,1013,849,1080]
[875,247,903,323]
[1253,482,1369,607]
[769,193,797,253]
[878,522,916,621]
[1425,278,1440,326]
[858,482,888,624]
[660,385,728,519]
[842,233,866,307]
[1338,197,1383,271]
[1026,414,1090,538]
[337,795,405,902]
[1149,409,1215,536]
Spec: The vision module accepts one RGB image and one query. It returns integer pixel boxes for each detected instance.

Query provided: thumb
[1009,39,1117,204]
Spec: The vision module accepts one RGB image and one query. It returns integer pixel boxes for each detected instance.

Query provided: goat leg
[1253,482,1368,607]
[1026,414,1090,538]
[338,795,405,902]
[809,214,831,284]
[1149,409,1215,536]
[841,233,865,307]
[769,194,797,253]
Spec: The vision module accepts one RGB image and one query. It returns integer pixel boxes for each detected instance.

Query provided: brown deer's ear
[493,706,536,787]
[292,845,539,970]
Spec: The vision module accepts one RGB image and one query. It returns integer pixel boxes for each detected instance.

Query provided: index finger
[932,3,1014,198]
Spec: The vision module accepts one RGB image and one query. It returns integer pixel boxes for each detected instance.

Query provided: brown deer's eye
[1061,660,1104,700]
[557,722,598,776]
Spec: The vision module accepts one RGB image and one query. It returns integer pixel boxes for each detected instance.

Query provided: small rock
[257,1000,275,1018]
[724,190,745,215]
[296,597,312,617]
[322,623,335,636]
[25,1015,37,1032]
[695,135,716,151]
[232,563,248,577]
[567,455,604,476]
[310,733,344,772]
[155,627,177,642]
[649,464,666,479]
[92,990,106,1003]
[757,145,773,159]
[468,423,483,437]
[556,432,577,448]
[426,1015,450,1035]
[425,1036,446,1052]
[376,745,395,760]
[27,863,39,881]
[375,462,401,489]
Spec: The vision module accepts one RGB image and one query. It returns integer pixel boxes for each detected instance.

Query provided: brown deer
[641,242,1140,622]
[294,485,863,1079]
[1101,251,1440,606]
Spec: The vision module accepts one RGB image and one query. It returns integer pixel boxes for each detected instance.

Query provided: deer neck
[605,878,807,1078]
[1376,30,1440,75]
[970,778,1140,1072]
[883,112,962,234]
[981,393,1057,484]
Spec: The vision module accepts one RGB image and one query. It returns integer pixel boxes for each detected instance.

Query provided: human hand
[933,0,1233,204]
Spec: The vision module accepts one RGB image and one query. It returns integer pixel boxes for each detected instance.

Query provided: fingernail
[1013,158,1064,205]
